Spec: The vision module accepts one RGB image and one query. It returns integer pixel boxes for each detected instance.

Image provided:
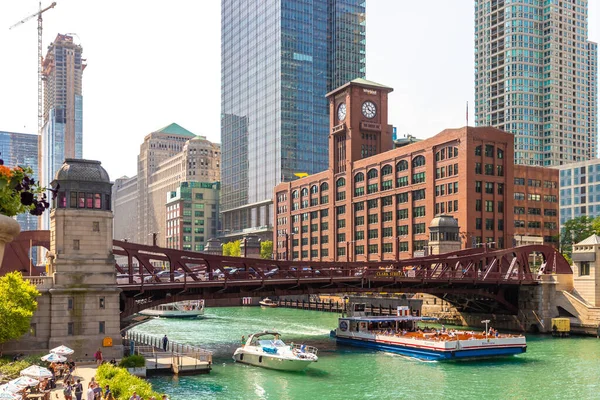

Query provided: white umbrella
[49,345,74,355]
[8,377,39,388]
[41,353,66,362]
[19,365,53,379]
[0,384,21,394]
[0,389,22,400]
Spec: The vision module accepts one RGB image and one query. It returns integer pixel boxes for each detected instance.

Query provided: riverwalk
[50,363,97,400]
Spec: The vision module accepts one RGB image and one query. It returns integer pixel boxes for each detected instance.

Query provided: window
[311,250,318,258]
[368,244,378,254]
[381,165,392,176]
[514,207,525,214]
[381,180,393,191]
[68,322,74,336]
[354,172,365,183]
[73,240,80,250]
[311,185,318,194]
[368,229,378,239]
[354,202,364,211]
[92,221,100,232]
[497,148,504,159]
[355,216,364,226]
[497,165,504,176]
[475,181,482,193]
[485,201,493,212]
[397,209,408,220]
[337,247,346,257]
[485,145,494,157]
[321,234,329,243]
[497,201,504,213]
[336,191,346,201]
[476,218,482,230]
[475,163,482,174]
[337,233,346,243]
[544,209,557,216]
[355,231,364,240]
[413,189,426,201]
[383,227,393,238]
[68,298,74,310]
[99,297,105,309]
[476,199,482,211]
[367,183,378,194]
[321,209,329,217]
[514,192,525,200]
[383,211,393,222]
[412,155,425,168]
[399,242,409,252]
[580,262,590,276]
[397,176,409,187]
[367,169,378,179]
[383,243,393,253]
[413,223,426,234]
[337,219,346,228]
[99,321,105,334]
[320,182,329,191]
[514,220,525,228]
[497,183,504,195]
[336,206,346,215]
[413,206,426,218]
[475,146,482,156]
[368,214,378,224]
[367,199,378,209]
[528,194,541,201]
[528,221,541,229]
[412,172,426,184]
[336,178,346,187]
[528,208,541,215]
[321,222,329,231]
[355,245,365,255]
[311,224,318,232]
[485,219,494,230]
[485,164,494,175]
[292,190,299,199]
[485,182,494,194]
[382,196,393,207]
[528,179,541,187]
[301,188,308,197]
[514,178,525,185]
[30,323,36,337]
[544,195,557,202]
[396,160,408,171]
[397,193,409,203]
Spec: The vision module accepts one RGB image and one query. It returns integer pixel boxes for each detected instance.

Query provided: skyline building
[220,0,367,237]
[474,0,598,166]
[40,34,85,228]
[0,130,39,233]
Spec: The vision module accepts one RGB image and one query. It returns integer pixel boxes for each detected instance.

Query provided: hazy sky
[1,1,598,180]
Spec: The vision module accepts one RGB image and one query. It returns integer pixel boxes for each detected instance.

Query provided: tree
[260,240,273,259]
[0,272,40,354]
[560,216,600,258]
[222,240,241,257]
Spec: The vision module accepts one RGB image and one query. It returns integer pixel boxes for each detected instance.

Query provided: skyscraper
[0,130,39,232]
[474,0,598,166]
[221,0,367,237]
[40,33,85,227]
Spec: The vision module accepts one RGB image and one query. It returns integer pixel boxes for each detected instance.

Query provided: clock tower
[327,78,394,173]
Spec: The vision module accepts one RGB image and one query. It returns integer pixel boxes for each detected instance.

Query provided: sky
[0,1,598,181]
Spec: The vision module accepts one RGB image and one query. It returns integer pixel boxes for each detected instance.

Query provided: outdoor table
[26,394,45,400]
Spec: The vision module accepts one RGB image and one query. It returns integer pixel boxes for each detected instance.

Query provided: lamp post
[243,237,248,258]
[482,319,490,340]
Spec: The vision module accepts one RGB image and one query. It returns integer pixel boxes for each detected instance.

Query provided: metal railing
[125,331,212,365]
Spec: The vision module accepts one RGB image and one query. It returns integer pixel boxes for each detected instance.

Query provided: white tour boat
[233,331,318,371]
[259,298,278,308]
[139,300,205,319]
[332,305,527,361]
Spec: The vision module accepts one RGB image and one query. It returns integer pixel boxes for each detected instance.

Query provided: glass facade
[557,161,600,229]
[474,0,598,166]
[221,0,366,232]
[0,131,39,232]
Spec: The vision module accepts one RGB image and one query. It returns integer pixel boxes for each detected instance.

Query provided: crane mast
[10,1,57,136]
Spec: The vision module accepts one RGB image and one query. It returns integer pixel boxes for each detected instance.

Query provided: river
[131,306,600,400]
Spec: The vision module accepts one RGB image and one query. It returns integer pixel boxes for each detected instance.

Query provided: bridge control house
[273,79,559,261]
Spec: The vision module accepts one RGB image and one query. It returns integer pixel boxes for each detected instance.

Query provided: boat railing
[291,343,318,356]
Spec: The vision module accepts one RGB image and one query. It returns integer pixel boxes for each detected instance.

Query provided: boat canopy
[342,316,438,323]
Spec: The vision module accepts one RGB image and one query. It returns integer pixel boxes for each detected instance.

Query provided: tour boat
[139,300,205,319]
[233,331,318,371]
[332,306,527,361]
[259,298,278,308]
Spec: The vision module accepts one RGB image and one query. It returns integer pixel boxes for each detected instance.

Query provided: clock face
[362,101,377,119]
[337,103,347,121]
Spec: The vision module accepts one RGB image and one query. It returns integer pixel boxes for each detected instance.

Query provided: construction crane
[10,1,57,136]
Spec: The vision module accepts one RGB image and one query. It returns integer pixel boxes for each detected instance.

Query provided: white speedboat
[233,331,318,371]
[259,298,278,308]
[139,300,205,318]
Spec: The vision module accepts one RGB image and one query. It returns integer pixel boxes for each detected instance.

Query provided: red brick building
[273,79,558,261]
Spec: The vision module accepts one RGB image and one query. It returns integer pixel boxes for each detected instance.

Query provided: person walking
[94,349,103,365]
[74,379,84,400]
[162,335,169,352]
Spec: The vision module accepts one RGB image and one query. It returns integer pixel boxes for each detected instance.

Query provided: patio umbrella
[41,353,67,362]
[49,345,74,355]
[0,384,21,394]
[19,365,53,379]
[0,389,22,400]
[8,377,39,388]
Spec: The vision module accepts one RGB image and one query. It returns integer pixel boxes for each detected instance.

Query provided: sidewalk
[50,363,97,400]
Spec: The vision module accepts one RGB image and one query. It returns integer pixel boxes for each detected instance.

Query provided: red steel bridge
[2,232,572,318]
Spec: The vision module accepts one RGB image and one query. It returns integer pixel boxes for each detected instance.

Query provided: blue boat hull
[335,336,526,361]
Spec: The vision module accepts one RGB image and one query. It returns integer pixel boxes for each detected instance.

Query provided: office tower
[221,0,367,237]
[0,130,39,232]
[126,123,220,246]
[40,34,85,228]
[474,0,598,166]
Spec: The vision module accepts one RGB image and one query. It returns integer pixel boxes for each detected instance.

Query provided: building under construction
[40,33,85,228]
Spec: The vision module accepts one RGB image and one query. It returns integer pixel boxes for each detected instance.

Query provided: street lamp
[482,319,490,340]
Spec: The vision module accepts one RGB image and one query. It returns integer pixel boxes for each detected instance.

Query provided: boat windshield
[258,339,286,347]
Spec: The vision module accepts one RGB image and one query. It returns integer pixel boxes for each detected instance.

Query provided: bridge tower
[45,158,123,358]
[428,215,461,255]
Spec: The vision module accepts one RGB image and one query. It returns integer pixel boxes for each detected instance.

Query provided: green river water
[132,306,600,400]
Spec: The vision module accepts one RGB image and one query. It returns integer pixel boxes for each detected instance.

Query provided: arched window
[381,165,392,176]
[292,190,299,199]
[396,160,408,172]
[354,172,365,183]
[412,155,425,168]
[310,185,318,194]
[320,182,329,192]
[367,169,378,179]
[301,188,308,197]
[336,178,346,187]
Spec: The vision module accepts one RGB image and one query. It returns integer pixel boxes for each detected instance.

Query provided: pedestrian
[86,383,95,400]
[129,391,141,400]
[74,379,84,400]
[63,380,73,400]
[162,335,169,351]
[241,335,245,345]
[94,349,103,365]
[104,385,111,398]
[161,395,169,400]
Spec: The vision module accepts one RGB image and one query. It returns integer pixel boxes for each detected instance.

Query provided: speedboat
[332,305,527,361]
[233,331,318,371]
[259,298,278,308]
[139,300,205,318]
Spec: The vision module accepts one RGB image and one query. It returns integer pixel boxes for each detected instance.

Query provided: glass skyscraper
[474,0,597,166]
[0,131,39,232]
[221,0,366,235]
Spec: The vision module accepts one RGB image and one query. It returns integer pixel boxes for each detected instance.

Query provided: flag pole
[466,101,469,127]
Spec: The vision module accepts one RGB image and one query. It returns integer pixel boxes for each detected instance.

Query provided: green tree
[260,240,273,259]
[0,272,40,354]
[560,216,600,258]
[222,240,241,257]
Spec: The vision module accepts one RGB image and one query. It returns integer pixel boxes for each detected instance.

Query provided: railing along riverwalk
[125,331,212,375]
